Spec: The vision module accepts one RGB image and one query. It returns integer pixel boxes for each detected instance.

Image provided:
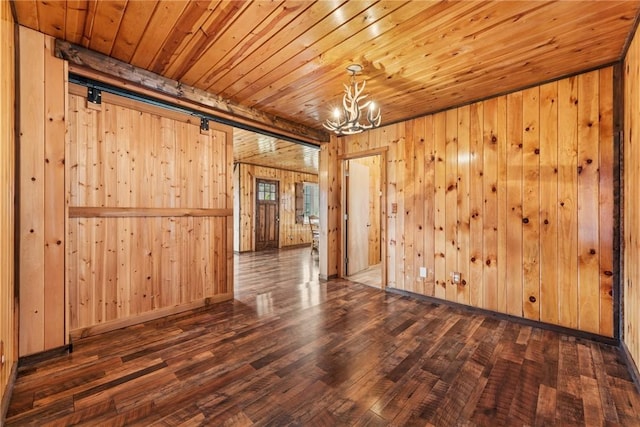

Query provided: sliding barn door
[66,84,233,336]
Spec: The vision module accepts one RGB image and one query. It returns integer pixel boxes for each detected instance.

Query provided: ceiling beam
[55,40,329,144]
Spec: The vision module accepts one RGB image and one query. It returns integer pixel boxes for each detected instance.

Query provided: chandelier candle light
[323,64,382,135]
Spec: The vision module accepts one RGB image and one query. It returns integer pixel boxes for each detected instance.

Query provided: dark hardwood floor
[6,247,640,426]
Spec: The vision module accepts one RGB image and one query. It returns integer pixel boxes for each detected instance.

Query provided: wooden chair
[309,215,320,254]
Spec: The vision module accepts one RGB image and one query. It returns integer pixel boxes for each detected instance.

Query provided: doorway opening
[343,154,385,288]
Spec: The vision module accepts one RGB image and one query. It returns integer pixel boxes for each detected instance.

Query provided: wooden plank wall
[233,164,241,252]
[66,86,234,336]
[236,163,318,252]
[338,67,615,336]
[18,27,66,356]
[0,0,15,408]
[319,135,341,280]
[624,25,640,372]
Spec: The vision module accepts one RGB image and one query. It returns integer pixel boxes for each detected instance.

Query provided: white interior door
[347,160,370,275]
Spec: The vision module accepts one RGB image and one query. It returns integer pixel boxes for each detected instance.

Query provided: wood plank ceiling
[12,0,640,175]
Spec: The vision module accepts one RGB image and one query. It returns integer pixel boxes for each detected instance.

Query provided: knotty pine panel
[0,0,15,406]
[403,120,418,293]
[399,122,413,289]
[394,124,406,290]
[598,68,614,338]
[457,106,471,305]
[382,126,399,288]
[445,109,458,302]
[43,35,67,350]
[18,27,45,356]
[110,1,158,63]
[68,89,230,210]
[67,88,233,335]
[483,98,500,312]
[505,92,524,317]
[521,87,540,320]
[624,25,640,372]
[67,216,231,332]
[539,81,559,326]
[557,76,580,330]
[422,116,436,296]
[577,72,601,334]
[236,163,318,252]
[468,103,484,309]
[382,125,405,289]
[18,28,66,356]
[320,134,341,280]
[336,67,615,336]
[433,113,446,300]
[496,98,508,314]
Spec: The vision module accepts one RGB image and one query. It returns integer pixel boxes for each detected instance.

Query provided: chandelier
[323,64,381,135]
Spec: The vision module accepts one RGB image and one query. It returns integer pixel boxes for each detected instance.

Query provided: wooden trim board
[0,362,17,423]
[386,287,619,346]
[69,293,233,340]
[57,40,328,144]
[69,207,233,218]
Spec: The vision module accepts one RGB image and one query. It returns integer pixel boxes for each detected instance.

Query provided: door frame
[254,177,280,251]
[339,148,387,288]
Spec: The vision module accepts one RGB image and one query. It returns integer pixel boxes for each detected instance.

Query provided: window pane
[258,191,264,200]
[303,182,319,219]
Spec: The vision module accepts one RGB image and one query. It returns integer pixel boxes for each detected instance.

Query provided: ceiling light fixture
[323,64,381,135]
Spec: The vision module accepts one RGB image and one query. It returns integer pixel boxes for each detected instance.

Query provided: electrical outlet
[451,272,461,284]
[419,267,427,278]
